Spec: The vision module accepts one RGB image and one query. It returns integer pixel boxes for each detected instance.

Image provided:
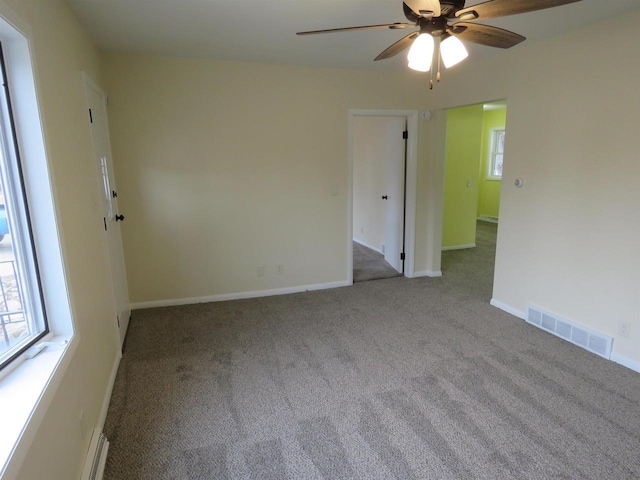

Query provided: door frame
[347,109,418,284]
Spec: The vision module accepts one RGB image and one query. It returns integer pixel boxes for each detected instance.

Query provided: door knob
[115,214,125,222]
[382,195,388,200]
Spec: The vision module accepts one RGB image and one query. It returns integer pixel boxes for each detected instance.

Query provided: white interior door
[84,75,130,347]
[383,117,406,272]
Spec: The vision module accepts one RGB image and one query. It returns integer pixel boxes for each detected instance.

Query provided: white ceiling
[67,0,640,71]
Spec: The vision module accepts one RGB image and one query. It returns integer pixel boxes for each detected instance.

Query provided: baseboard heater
[526,305,613,359]
[81,429,109,480]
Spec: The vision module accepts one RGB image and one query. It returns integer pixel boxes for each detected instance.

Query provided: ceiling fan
[297,0,582,88]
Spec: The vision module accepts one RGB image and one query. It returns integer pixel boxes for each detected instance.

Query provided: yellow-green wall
[477,108,507,218]
[442,104,484,248]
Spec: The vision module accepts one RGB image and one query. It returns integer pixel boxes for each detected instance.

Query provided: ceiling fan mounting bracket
[418,16,448,37]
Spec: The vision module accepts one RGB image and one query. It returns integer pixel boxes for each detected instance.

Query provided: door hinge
[400,252,405,261]
[103,217,107,231]
[402,130,408,140]
[89,108,93,123]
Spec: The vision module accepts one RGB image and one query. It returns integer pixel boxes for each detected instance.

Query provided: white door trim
[348,109,419,283]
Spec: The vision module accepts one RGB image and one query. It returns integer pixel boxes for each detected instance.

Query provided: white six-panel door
[84,75,130,347]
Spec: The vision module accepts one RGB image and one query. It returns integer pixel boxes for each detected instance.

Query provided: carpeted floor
[104,221,640,479]
[353,242,402,283]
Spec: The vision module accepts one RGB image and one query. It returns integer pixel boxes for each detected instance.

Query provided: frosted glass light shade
[407,34,434,72]
[440,35,468,68]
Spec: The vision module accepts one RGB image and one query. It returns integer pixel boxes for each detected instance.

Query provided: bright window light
[407,33,434,72]
[440,35,468,68]
[488,127,506,180]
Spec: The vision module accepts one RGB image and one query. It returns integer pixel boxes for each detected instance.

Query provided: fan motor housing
[403,1,466,23]
[418,16,448,37]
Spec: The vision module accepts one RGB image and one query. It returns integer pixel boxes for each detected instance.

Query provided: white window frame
[0,41,49,370]
[487,127,505,180]
[0,7,76,477]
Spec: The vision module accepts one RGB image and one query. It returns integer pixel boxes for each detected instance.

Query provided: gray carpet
[353,242,402,283]
[104,221,640,479]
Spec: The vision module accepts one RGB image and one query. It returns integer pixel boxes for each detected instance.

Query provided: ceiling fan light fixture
[408,58,432,72]
[440,35,468,68]
[407,33,434,72]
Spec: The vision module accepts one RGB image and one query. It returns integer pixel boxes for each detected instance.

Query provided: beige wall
[1,1,120,479]
[3,4,639,478]
[490,12,640,364]
[0,3,635,478]
[105,9,640,365]
[421,10,640,365]
[102,54,433,302]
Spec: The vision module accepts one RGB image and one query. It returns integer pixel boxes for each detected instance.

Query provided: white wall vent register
[526,305,613,359]
[81,429,109,480]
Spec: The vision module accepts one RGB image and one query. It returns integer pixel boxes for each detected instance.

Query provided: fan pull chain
[429,48,435,90]
[436,46,442,83]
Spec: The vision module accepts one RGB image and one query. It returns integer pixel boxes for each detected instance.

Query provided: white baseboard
[610,352,640,374]
[490,298,526,320]
[353,238,383,254]
[98,349,122,432]
[131,280,351,310]
[413,270,442,278]
[442,243,476,251]
[491,299,639,375]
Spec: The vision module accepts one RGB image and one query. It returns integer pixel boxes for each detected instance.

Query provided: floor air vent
[526,305,613,359]
[81,429,109,480]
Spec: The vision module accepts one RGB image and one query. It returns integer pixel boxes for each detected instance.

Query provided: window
[487,127,505,180]
[0,10,76,475]
[0,44,48,370]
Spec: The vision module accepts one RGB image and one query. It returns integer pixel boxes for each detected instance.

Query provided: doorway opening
[347,110,418,284]
[440,100,507,294]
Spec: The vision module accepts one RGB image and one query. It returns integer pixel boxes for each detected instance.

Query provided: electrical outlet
[257,266,265,277]
[276,265,284,275]
[618,321,631,338]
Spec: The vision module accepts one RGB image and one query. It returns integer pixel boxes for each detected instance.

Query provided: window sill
[0,334,77,478]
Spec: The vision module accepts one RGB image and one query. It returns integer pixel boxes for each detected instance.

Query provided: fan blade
[456,0,582,21]
[297,23,414,35]
[375,32,420,61]
[450,23,525,48]
[404,0,441,18]
[403,3,420,23]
